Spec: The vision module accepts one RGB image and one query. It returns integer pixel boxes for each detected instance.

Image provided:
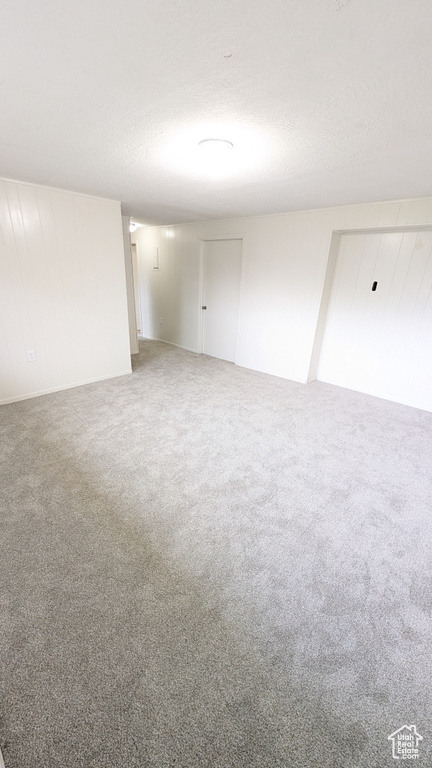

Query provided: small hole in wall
[372,281,378,292]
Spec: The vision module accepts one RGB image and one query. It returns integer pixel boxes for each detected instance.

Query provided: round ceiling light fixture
[197,138,235,177]
[198,138,234,152]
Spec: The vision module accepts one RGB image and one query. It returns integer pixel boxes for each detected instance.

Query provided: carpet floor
[1,338,431,767]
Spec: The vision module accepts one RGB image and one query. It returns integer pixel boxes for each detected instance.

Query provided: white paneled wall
[135,196,432,411]
[0,179,131,404]
[318,230,432,411]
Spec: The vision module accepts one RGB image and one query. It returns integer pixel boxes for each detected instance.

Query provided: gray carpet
[1,338,431,767]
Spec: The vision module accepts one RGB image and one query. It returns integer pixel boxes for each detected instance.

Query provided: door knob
[202,305,207,310]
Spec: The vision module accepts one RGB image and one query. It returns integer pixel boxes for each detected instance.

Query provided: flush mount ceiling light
[198,138,234,152]
[196,138,234,178]
[158,122,273,181]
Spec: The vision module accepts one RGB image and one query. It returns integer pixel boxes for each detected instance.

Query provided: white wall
[135,196,432,409]
[0,178,132,404]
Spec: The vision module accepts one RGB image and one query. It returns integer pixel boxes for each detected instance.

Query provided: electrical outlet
[27,350,36,362]
[160,317,163,324]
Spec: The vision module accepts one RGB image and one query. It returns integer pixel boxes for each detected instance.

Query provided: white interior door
[202,239,242,362]
[318,229,432,412]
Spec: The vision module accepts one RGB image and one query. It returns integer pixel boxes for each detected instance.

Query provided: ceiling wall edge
[140,194,432,230]
[0,176,121,206]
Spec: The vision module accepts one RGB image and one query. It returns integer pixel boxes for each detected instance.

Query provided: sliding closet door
[318,230,432,411]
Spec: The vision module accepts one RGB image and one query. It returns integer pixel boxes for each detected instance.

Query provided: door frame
[197,234,247,363]
[130,243,141,336]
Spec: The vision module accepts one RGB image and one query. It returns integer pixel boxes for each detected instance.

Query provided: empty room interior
[1,1,432,766]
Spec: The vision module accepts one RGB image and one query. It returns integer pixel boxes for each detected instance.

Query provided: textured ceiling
[1,0,432,225]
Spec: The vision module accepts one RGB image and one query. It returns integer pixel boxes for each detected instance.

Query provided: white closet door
[318,230,432,412]
[202,239,242,363]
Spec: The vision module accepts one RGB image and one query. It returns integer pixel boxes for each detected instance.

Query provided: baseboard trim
[0,369,132,406]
